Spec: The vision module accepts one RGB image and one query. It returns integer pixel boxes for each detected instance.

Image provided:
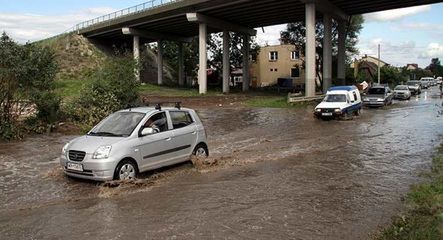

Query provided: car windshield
[324,94,347,102]
[395,86,409,90]
[89,112,145,137]
[368,88,385,95]
[407,81,418,86]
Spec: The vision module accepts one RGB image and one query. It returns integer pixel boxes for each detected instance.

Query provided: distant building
[406,63,419,71]
[250,44,305,88]
[351,54,389,81]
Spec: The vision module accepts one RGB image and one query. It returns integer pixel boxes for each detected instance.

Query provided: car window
[143,112,168,132]
[368,88,385,95]
[395,86,408,90]
[170,111,194,129]
[89,112,145,137]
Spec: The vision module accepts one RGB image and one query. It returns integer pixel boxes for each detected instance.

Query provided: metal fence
[71,0,181,32]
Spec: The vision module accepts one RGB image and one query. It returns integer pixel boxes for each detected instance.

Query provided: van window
[324,94,347,102]
[170,111,194,129]
[353,92,358,102]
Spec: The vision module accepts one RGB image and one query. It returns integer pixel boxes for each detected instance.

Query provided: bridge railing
[73,0,180,32]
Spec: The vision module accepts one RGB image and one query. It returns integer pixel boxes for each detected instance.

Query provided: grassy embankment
[54,78,303,108]
[378,144,443,239]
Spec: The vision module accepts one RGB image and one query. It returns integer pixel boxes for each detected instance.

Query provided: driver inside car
[144,114,167,133]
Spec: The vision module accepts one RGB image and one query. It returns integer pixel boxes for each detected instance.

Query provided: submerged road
[0,88,442,239]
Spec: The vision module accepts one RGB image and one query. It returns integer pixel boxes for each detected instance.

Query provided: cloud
[418,43,443,59]
[356,38,424,66]
[364,5,431,22]
[0,7,117,43]
[255,24,286,46]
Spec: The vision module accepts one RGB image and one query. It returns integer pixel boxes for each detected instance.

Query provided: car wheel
[114,160,137,180]
[193,144,208,158]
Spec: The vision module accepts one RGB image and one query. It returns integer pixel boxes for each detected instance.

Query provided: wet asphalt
[0,87,442,239]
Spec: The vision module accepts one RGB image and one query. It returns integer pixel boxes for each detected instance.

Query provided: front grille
[321,108,335,113]
[68,150,86,161]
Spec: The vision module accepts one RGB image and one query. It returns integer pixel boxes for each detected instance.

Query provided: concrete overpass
[75,0,443,95]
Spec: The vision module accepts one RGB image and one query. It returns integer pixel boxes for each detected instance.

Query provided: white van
[314,86,362,120]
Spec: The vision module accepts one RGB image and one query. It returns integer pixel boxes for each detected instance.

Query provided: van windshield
[89,112,145,137]
[324,94,347,102]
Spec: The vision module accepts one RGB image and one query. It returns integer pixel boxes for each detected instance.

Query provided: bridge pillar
[133,35,140,82]
[242,34,250,92]
[323,14,332,93]
[223,31,230,94]
[198,23,208,94]
[337,19,346,86]
[305,3,316,97]
[178,42,185,87]
[157,40,164,85]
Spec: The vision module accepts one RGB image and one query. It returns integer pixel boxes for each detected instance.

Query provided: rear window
[170,111,194,129]
[368,88,385,95]
[395,86,409,90]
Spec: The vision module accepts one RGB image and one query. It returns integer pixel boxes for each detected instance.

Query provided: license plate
[322,112,333,116]
[67,162,83,172]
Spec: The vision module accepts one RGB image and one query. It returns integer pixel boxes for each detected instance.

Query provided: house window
[269,51,278,61]
[291,67,300,78]
[291,51,300,60]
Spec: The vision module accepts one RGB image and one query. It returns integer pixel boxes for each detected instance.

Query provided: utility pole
[377,44,381,85]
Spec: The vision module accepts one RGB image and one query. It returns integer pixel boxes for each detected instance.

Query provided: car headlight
[62,143,69,154]
[315,108,321,112]
[363,98,369,101]
[92,146,112,159]
[334,108,341,113]
[377,98,384,101]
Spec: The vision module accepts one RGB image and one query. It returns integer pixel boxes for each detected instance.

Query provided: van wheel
[193,144,208,158]
[355,108,361,116]
[114,160,137,180]
[342,111,353,121]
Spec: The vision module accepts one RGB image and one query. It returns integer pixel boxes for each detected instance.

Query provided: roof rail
[146,101,182,111]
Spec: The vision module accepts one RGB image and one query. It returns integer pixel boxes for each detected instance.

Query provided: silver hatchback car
[60,104,208,181]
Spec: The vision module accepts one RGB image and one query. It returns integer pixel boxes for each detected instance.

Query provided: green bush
[67,55,140,130]
[0,32,60,140]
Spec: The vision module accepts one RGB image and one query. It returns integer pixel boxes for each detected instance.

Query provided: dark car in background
[406,80,422,95]
[362,85,394,107]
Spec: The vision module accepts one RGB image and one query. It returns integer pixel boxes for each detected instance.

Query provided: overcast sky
[1,1,443,68]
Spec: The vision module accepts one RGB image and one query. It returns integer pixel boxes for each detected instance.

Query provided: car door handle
[165,137,172,141]
[192,131,197,135]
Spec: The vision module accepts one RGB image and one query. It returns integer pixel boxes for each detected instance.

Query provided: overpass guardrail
[69,0,181,33]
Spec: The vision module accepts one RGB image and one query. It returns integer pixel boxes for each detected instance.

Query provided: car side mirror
[140,127,155,137]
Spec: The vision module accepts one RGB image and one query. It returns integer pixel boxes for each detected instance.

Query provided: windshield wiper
[88,131,125,137]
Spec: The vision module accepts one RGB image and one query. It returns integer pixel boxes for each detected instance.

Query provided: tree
[280,15,364,89]
[380,66,407,86]
[426,58,443,77]
[159,39,199,83]
[160,32,260,85]
[207,32,260,72]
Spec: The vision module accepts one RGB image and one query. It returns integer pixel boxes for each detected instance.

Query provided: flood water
[0,88,442,239]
